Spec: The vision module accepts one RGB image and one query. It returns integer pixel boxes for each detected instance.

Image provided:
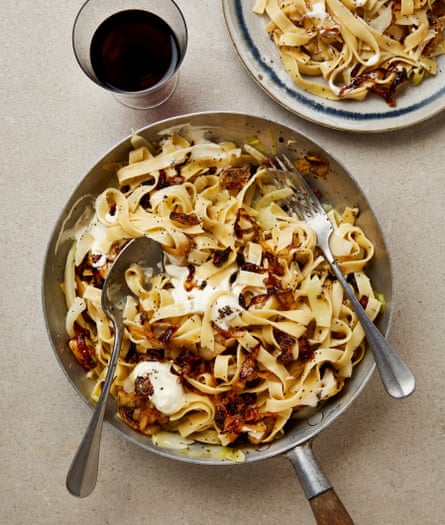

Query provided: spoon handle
[330,263,415,399]
[66,322,123,497]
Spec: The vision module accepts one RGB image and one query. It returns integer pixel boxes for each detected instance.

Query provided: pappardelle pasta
[253,0,445,105]
[63,129,382,454]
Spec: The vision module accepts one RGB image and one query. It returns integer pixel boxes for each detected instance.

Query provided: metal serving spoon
[66,236,163,498]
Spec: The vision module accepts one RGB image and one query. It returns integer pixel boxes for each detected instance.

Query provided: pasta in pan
[253,0,445,105]
[63,129,382,453]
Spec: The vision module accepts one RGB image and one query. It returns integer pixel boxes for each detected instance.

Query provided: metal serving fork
[268,155,415,399]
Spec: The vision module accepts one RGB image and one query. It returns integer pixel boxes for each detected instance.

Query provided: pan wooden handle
[285,441,355,525]
[309,488,354,525]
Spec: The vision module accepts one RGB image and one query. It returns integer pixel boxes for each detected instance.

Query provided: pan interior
[42,112,391,465]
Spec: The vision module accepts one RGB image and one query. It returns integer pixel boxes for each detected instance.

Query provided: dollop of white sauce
[165,264,222,312]
[164,264,245,329]
[306,1,328,19]
[211,293,243,330]
[124,361,186,415]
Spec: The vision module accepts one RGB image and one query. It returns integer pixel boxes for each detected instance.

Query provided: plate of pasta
[222,0,445,132]
[43,112,392,473]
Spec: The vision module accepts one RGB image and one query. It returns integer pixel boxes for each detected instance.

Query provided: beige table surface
[1,1,444,524]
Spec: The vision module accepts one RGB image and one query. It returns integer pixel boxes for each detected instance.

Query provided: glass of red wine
[72,0,187,109]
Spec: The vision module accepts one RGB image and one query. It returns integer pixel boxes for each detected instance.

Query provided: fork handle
[329,262,415,398]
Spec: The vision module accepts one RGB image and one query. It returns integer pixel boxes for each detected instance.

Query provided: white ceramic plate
[222,0,445,132]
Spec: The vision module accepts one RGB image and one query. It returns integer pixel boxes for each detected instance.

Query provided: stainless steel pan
[42,112,393,523]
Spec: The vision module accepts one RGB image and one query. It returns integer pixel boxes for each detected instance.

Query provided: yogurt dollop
[125,361,186,415]
[164,264,245,330]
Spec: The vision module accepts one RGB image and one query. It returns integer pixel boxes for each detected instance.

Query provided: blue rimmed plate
[222,0,445,132]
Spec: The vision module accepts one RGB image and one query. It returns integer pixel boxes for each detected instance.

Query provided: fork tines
[268,155,324,221]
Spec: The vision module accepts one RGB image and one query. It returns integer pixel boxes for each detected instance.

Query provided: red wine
[90,9,179,92]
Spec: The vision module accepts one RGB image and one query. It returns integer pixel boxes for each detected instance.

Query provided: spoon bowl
[66,236,163,498]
